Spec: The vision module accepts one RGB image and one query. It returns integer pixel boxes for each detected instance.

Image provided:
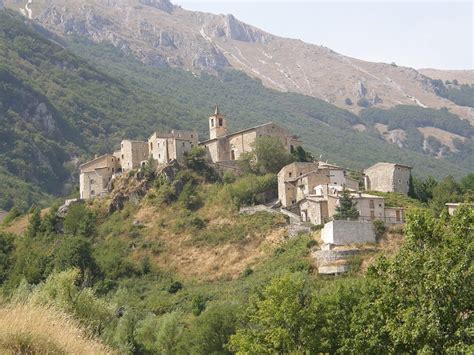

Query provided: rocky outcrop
[139,0,174,13]
[218,14,270,44]
[108,160,182,213]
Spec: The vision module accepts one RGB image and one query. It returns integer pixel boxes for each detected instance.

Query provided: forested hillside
[0,10,472,210]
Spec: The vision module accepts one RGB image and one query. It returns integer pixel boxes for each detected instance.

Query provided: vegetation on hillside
[1,10,472,210]
[431,79,474,108]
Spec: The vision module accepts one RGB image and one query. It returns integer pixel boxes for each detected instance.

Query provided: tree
[428,176,463,215]
[63,203,96,238]
[291,146,314,162]
[182,303,239,354]
[134,312,185,354]
[54,236,100,284]
[239,136,294,175]
[26,207,41,238]
[229,273,323,354]
[345,207,474,353]
[0,232,14,284]
[334,190,359,220]
[412,176,438,202]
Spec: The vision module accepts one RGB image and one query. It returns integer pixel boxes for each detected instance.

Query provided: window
[379,203,382,207]
[121,154,124,159]
[150,142,153,150]
[211,118,214,127]
[369,200,375,209]
[158,154,161,159]
[183,142,185,147]
[396,210,400,222]
[191,134,193,138]
[90,179,95,184]
[219,118,223,126]
[91,190,95,196]
[370,210,375,219]
[289,172,292,177]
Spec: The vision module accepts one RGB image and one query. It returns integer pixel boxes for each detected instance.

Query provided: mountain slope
[0,10,472,210]
[4,0,473,122]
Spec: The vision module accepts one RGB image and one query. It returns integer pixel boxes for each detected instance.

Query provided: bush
[191,295,207,316]
[357,97,370,108]
[241,266,254,277]
[225,173,277,208]
[373,220,386,241]
[1,207,21,226]
[167,281,183,294]
[63,203,96,238]
[345,97,353,105]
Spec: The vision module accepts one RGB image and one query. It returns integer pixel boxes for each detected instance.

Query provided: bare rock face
[3,0,472,119]
[139,0,174,13]
[219,14,270,43]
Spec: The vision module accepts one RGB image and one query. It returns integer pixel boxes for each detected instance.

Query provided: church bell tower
[209,105,228,140]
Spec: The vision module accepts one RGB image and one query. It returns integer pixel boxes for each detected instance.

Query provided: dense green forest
[0,10,473,210]
[0,154,472,353]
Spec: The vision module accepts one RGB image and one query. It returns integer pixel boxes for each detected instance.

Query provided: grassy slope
[0,303,113,354]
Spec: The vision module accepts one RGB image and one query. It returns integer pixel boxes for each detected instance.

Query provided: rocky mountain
[4,0,473,122]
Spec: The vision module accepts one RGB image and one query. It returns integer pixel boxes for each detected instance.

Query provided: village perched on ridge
[78,105,422,274]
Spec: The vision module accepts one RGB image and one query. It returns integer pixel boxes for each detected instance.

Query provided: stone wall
[321,220,376,245]
[121,140,149,171]
[80,168,112,199]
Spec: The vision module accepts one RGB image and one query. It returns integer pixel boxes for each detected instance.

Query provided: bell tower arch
[209,104,228,139]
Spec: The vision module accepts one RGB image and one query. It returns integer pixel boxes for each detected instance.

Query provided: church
[199,106,302,163]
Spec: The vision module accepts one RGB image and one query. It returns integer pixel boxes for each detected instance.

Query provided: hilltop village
[80,106,412,232]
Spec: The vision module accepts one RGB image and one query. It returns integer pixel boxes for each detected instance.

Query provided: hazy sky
[176,1,473,70]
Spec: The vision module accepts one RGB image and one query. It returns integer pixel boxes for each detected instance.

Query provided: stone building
[364,162,412,195]
[114,140,149,171]
[79,154,120,199]
[200,106,301,163]
[298,186,404,225]
[148,130,198,164]
[278,161,359,208]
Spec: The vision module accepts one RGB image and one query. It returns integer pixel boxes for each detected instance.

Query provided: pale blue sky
[176,1,473,70]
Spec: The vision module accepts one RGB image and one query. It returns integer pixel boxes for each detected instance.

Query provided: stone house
[200,106,301,164]
[114,140,149,171]
[278,161,359,208]
[298,186,404,225]
[148,130,198,164]
[364,162,412,195]
[79,154,120,199]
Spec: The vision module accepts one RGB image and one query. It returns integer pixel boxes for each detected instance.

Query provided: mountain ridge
[4,0,473,122]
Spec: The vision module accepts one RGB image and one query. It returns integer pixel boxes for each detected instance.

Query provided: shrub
[357,97,370,108]
[63,203,96,238]
[241,266,254,277]
[191,295,207,316]
[373,220,386,241]
[345,97,353,105]
[222,171,236,184]
[167,281,183,294]
[1,207,21,226]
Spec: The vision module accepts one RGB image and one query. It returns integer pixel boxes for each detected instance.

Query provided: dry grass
[1,208,50,236]
[0,303,114,355]
[418,126,466,151]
